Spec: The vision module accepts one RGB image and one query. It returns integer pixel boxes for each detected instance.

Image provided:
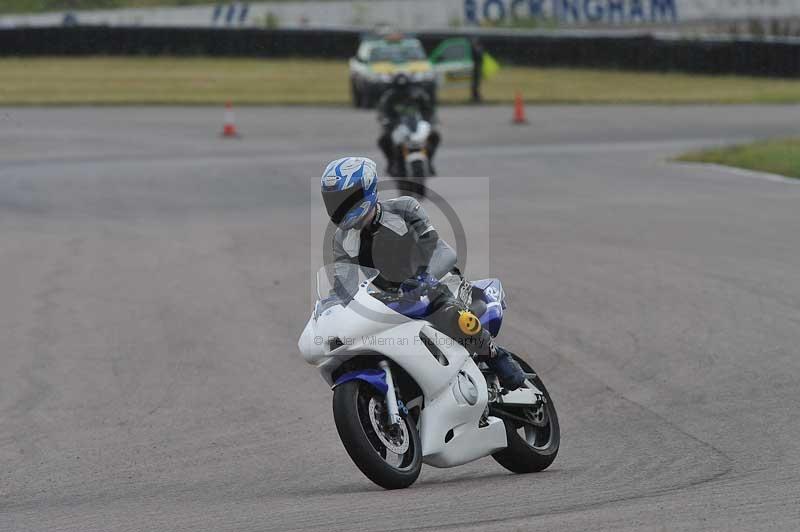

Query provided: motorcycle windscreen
[316,263,380,307]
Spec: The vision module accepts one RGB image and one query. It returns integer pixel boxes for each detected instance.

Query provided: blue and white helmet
[320,157,378,230]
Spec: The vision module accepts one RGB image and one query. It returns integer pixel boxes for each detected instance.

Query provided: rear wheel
[333,380,422,489]
[491,355,560,473]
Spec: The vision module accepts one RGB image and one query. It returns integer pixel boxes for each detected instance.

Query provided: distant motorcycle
[298,264,560,489]
[388,113,433,195]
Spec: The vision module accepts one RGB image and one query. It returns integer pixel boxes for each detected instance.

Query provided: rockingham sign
[465,0,800,25]
[465,0,678,25]
[1,0,797,29]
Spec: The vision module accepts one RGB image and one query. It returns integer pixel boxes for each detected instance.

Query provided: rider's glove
[399,270,438,300]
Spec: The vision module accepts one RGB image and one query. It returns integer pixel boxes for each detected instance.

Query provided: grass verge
[5,57,800,105]
[677,138,800,179]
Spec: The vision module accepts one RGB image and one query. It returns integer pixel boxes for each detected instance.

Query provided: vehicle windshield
[316,263,380,302]
[370,42,426,63]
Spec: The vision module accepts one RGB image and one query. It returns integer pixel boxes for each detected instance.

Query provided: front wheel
[333,380,422,489]
[491,354,560,473]
[409,159,427,197]
[410,159,427,179]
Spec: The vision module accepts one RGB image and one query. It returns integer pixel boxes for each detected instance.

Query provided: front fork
[378,360,403,426]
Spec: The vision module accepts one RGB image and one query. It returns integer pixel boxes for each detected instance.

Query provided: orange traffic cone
[512,91,527,125]
[221,102,240,138]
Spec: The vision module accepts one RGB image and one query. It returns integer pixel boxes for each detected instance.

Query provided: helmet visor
[322,185,366,225]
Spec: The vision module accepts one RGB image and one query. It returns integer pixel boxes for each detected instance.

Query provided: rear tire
[333,380,422,489]
[491,355,560,473]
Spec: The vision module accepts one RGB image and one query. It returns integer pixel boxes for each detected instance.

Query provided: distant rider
[320,156,525,390]
[376,73,441,177]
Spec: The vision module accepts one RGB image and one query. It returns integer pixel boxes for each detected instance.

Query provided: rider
[321,156,525,390]
[377,73,441,177]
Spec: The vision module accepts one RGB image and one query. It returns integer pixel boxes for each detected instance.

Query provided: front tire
[410,159,427,179]
[333,380,422,489]
[409,159,427,197]
[491,355,560,473]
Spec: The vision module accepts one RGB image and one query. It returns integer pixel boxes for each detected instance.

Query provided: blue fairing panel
[472,278,506,337]
[333,368,389,395]
[387,296,432,319]
[480,304,503,337]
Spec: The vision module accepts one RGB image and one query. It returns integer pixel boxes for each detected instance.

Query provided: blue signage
[211,2,250,25]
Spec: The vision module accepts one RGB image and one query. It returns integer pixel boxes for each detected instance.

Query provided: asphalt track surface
[1,105,800,532]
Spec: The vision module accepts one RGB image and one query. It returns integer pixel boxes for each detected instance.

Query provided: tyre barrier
[1,26,798,78]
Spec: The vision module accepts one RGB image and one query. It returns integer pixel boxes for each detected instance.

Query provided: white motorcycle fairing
[299,269,508,468]
[388,116,432,179]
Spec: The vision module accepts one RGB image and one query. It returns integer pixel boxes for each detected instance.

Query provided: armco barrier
[0,26,798,77]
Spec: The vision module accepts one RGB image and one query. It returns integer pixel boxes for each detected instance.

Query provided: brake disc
[368,397,410,455]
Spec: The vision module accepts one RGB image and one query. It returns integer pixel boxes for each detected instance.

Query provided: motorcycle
[298,264,559,489]
[388,113,433,196]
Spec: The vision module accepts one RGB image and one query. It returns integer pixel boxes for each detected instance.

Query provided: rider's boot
[470,328,526,391]
[448,306,526,391]
[487,345,526,391]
